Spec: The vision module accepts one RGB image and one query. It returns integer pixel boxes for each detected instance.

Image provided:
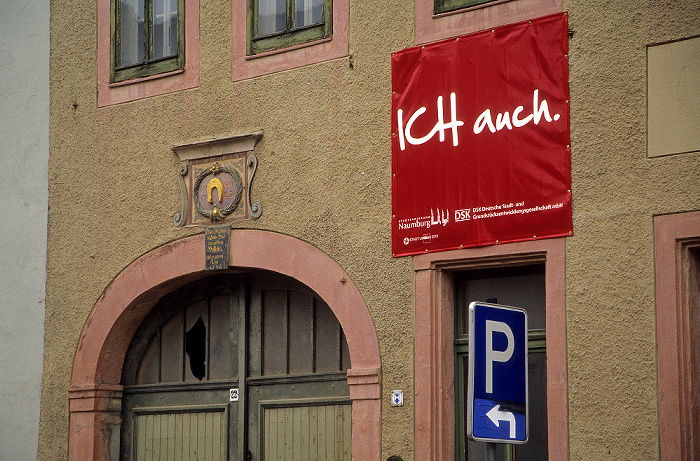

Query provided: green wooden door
[121,273,350,461]
[246,282,351,461]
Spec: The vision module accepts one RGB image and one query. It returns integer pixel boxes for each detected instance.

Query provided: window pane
[463,349,549,460]
[119,0,145,67]
[467,441,511,461]
[514,350,548,460]
[153,0,178,59]
[295,0,323,28]
[257,0,286,36]
[459,265,546,330]
[435,0,495,15]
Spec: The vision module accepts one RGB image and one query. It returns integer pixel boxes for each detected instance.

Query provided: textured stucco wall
[44,0,700,460]
[0,0,49,460]
[565,0,700,459]
[45,0,414,459]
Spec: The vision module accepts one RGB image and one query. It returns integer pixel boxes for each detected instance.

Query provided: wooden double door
[121,272,352,461]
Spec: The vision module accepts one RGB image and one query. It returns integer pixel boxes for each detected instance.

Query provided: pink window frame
[68,230,381,460]
[655,210,700,460]
[414,0,563,46]
[231,0,349,81]
[413,238,569,460]
[96,0,200,107]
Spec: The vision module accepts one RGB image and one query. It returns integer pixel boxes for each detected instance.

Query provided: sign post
[468,302,528,447]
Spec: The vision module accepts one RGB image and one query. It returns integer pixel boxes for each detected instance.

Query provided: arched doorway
[121,272,352,460]
[68,230,381,461]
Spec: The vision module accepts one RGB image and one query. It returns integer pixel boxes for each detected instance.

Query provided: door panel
[247,281,350,460]
[247,377,350,460]
[288,291,314,374]
[121,273,350,461]
[209,293,233,380]
[123,388,237,461]
[160,310,184,383]
[262,402,352,461]
[314,299,343,373]
[133,405,228,461]
[261,289,288,375]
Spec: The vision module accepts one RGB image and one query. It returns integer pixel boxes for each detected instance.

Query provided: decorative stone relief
[173,132,263,227]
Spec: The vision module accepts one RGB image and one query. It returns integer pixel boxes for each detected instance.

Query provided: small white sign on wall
[391,390,404,406]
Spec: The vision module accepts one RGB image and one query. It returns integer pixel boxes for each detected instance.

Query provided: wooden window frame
[414,0,563,47]
[111,0,185,83]
[97,0,199,107]
[433,0,495,15]
[413,238,569,461]
[247,0,332,55]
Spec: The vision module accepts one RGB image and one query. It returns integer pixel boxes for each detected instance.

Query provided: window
[112,0,185,82]
[434,0,493,15]
[231,0,347,81]
[655,211,700,460]
[98,0,198,106]
[454,265,548,460]
[415,0,561,48]
[647,36,700,158]
[248,0,332,54]
[413,239,568,461]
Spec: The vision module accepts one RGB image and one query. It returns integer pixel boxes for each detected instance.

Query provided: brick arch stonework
[68,230,381,461]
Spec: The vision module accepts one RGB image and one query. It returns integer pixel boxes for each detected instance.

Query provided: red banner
[391,13,572,257]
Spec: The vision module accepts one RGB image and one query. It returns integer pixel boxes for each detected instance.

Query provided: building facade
[43,0,699,460]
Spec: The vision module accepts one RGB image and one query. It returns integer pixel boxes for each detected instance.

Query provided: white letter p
[485,320,514,394]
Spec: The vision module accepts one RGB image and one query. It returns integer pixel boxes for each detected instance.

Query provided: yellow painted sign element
[207,178,224,204]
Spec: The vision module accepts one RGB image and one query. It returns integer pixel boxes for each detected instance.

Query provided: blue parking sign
[468,302,528,443]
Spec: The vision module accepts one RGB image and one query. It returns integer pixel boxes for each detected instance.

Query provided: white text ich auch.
[396,89,561,151]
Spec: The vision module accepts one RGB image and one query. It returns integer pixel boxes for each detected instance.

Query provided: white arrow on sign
[486,405,516,438]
